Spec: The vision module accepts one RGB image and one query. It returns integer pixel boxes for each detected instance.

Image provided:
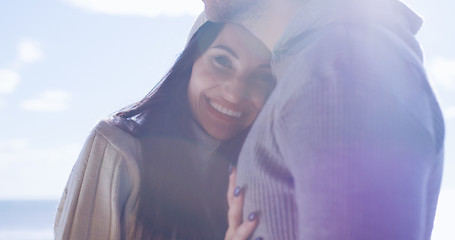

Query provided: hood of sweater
[273,0,424,63]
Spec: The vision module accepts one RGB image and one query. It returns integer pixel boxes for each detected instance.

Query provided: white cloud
[0,139,29,153]
[0,69,21,94]
[0,141,81,199]
[63,0,204,17]
[428,57,455,90]
[18,39,43,63]
[21,90,70,112]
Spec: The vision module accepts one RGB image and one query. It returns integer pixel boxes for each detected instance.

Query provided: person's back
[202,0,445,239]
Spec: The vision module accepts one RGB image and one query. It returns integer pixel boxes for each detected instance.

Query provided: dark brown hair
[115,21,246,239]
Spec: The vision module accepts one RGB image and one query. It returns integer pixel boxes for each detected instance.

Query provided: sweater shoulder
[91,116,143,167]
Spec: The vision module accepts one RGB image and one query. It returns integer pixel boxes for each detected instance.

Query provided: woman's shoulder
[90,116,143,164]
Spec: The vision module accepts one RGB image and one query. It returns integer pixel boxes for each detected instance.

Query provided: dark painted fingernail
[248,212,256,221]
[234,186,242,197]
[255,238,263,240]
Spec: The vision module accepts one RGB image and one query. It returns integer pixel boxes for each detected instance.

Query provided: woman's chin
[205,126,240,141]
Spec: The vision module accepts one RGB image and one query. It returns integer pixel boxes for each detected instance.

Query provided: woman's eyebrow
[212,44,239,59]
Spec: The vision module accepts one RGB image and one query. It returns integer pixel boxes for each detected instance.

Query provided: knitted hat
[186,12,208,45]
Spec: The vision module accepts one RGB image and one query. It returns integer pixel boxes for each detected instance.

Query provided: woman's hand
[224,166,261,240]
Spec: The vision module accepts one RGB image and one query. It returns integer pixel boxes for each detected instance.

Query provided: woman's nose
[223,77,249,103]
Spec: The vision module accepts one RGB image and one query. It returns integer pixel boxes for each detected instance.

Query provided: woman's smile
[187,23,275,140]
[202,94,247,127]
[209,99,242,118]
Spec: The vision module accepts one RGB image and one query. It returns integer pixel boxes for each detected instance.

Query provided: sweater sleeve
[54,124,138,239]
[274,26,444,239]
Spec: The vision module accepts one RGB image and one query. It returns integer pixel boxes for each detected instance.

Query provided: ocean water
[0,198,452,239]
[0,200,57,240]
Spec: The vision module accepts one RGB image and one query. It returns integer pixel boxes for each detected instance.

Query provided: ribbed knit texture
[235,0,445,239]
[54,119,142,239]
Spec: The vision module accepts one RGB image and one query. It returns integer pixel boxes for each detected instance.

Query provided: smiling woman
[188,24,274,140]
[54,21,275,240]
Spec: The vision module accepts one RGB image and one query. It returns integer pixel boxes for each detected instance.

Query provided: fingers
[228,186,244,230]
[232,212,259,240]
[225,164,261,240]
[227,165,237,207]
[227,166,243,230]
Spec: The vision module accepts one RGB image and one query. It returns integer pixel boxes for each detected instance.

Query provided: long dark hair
[115,22,246,239]
[116,21,223,130]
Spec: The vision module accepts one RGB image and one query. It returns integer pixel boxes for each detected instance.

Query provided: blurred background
[0,0,453,239]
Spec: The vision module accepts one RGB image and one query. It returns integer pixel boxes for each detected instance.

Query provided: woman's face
[188,23,275,141]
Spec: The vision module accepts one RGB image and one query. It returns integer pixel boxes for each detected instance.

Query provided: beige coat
[54,119,142,239]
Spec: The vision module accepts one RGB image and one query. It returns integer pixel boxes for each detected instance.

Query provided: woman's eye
[213,55,232,69]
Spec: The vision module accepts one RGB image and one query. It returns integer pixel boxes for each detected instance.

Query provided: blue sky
[0,0,202,199]
[0,0,454,238]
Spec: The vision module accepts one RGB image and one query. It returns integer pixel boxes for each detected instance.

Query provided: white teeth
[209,101,242,118]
